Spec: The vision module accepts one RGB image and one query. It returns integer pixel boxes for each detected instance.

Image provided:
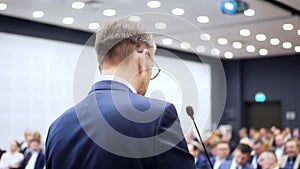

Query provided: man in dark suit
[20,138,45,169]
[250,140,265,169]
[219,144,253,169]
[46,19,195,169]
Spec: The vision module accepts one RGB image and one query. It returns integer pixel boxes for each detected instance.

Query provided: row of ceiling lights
[0,1,299,59]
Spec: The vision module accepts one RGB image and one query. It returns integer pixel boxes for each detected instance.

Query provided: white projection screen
[0,32,211,150]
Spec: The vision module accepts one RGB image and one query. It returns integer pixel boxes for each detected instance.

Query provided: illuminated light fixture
[72,2,85,9]
[255,92,266,102]
[240,28,251,36]
[63,17,74,24]
[88,22,100,30]
[196,45,206,53]
[211,48,220,56]
[298,29,300,36]
[32,11,44,18]
[221,0,249,14]
[282,23,294,31]
[171,8,185,15]
[162,38,173,45]
[154,22,167,30]
[200,33,211,41]
[244,9,255,16]
[103,9,116,16]
[246,45,255,53]
[0,2,7,10]
[128,16,141,22]
[224,51,234,59]
[270,38,280,46]
[217,38,228,45]
[256,34,267,41]
[180,42,190,49]
[259,49,268,56]
[282,42,292,49]
[147,1,161,8]
[295,46,300,52]
[197,16,210,23]
[232,41,242,49]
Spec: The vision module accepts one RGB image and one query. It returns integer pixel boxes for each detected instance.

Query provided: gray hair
[95,19,156,64]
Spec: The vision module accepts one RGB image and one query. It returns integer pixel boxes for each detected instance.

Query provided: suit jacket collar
[90,80,134,94]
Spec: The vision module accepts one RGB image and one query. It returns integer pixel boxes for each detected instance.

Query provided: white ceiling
[0,0,300,59]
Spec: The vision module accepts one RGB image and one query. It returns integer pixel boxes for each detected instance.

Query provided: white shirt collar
[98,75,137,94]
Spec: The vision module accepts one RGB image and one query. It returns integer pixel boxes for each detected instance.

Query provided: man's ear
[138,49,148,73]
[98,64,102,74]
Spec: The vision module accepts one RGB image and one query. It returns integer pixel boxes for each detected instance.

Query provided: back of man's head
[95,19,156,66]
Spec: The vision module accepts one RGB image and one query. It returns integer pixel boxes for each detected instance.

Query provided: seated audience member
[219,143,253,169]
[32,131,44,152]
[20,138,45,169]
[278,138,300,169]
[274,134,285,160]
[20,129,33,155]
[0,140,24,169]
[250,141,265,169]
[188,141,209,169]
[259,151,279,169]
[212,141,232,169]
[292,128,300,140]
[259,128,267,141]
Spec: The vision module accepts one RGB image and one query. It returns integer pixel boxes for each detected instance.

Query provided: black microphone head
[186,106,194,119]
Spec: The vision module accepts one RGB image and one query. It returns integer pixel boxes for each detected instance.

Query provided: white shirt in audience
[214,158,226,169]
[25,151,38,169]
[275,146,284,160]
[0,151,24,169]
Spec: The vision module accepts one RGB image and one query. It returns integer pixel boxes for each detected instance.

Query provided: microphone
[186,106,214,169]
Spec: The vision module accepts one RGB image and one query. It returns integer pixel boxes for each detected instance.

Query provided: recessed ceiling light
[240,29,251,37]
[217,38,228,45]
[297,29,300,36]
[211,48,220,56]
[62,17,75,24]
[282,23,294,31]
[282,42,292,49]
[180,42,190,49]
[154,22,167,30]
[147,1,161,8]
[295,46,300,52]
[200,33,211,41]
[224,51,233,59]
[197,16,209,23]
[259,49,268,56]
[103,9,116,16]
[270,38,280,46]
[244,9,255,16]
[128,16,141,22]
[196,45,206,53]
[232,41,242,49]
[0,2,7,10]
[246,45,255,53]
[72,2,85,9]
[256,34,267,41]
[88,22,100,30]
[162,38,173,45]
[32,11,44,18]
[171,8,185,15]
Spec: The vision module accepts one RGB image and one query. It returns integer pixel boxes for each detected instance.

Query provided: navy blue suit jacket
[46,81,195,169]
[20,151,45,169]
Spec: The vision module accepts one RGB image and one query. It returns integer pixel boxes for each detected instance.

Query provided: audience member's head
[24,129,33,142]
[33,131,42,142]
[285,138,299,158]
[259,151,278,169]
[216,141,230,160]
[10,140,20,153]
[275,134,285,147]
[29,138,41,152]
[239,127,248,139]
[249,128,257,138]
[233,143,252,166]
[253,140,265,156]
[293,128,299,138]
[259,128,267,137]
[187,141,202,159]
